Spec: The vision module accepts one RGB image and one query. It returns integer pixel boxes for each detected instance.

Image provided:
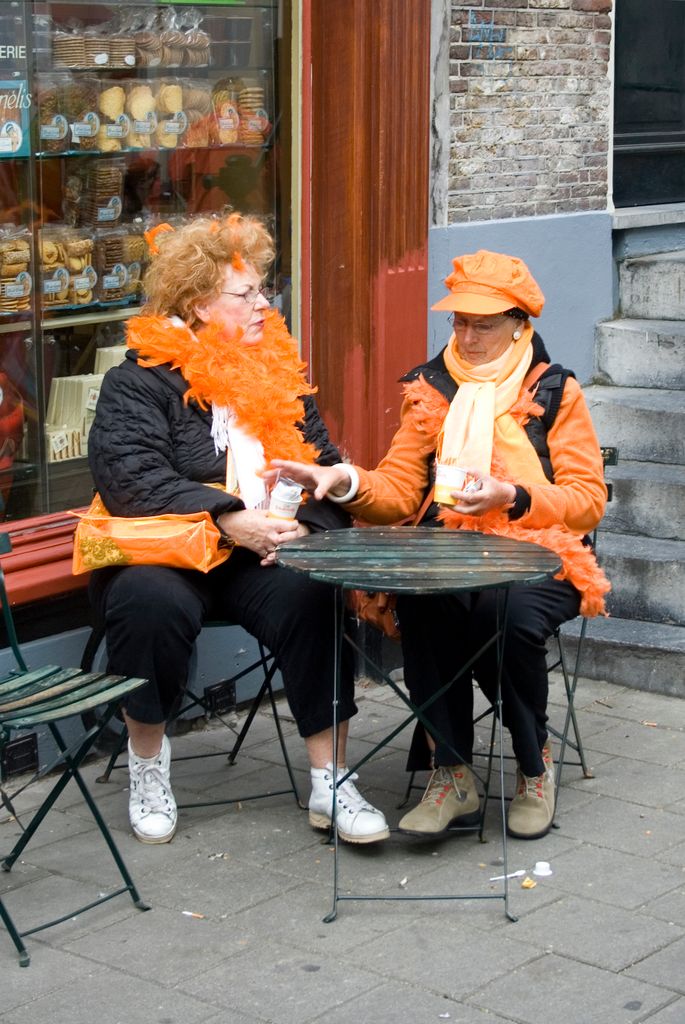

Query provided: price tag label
[133,113,157,133]
[3,271,31,298]
[72,112,100,139]
[43,267,69,295]
[51,432,69,455]
[40,114,68,141]
[96,197,123,223]
[106,114,130,139]
[85,387,100,412]
[161,111,188,136]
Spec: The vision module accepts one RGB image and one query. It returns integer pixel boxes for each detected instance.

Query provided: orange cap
[431,250,545,317]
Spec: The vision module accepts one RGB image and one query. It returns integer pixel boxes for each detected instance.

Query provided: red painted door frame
[300,0,431,469]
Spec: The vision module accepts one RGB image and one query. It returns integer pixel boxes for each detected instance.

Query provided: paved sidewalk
[1,673,684,1024]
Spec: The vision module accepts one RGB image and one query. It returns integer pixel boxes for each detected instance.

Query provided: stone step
[602,460,685,542]
[389,620,683,699]
[584,385,684,465]
[595,318,685,390]
[560,616,685,699]
[619,251,685,319]
[597,532,684,625]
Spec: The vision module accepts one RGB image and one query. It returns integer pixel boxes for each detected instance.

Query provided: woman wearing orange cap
[267,249,609,841]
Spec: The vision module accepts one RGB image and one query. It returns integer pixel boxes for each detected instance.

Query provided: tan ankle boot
[507,743,555,840]
[398,764,480,836]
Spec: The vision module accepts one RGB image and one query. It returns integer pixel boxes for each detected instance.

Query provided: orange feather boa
[126,310,320,468]
[403,376,611,617]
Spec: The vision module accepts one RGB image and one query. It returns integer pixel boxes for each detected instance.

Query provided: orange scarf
[440,325,547,483]
[126,309,320,469]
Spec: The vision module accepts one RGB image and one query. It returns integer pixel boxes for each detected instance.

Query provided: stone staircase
[564,251,685,698]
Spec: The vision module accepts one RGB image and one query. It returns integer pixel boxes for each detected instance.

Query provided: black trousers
[396,577,580,778]
[89,547,355,735]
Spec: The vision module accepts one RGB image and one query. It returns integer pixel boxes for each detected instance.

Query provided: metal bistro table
[277,526,561,922]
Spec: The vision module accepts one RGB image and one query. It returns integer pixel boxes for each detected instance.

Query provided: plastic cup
[267,477,303,520]
[434,463,466,505]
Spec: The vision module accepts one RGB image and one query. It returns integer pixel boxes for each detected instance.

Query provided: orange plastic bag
[71,493,231,575]
[347,589,400,641]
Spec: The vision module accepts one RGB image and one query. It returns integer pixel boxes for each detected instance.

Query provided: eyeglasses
[221,286,273,306]
[450,314,509,336]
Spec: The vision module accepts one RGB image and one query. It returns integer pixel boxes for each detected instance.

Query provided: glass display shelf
[33,1,275,8]
[36,65,275,75]
[0,317,32,333]
[0,0,287,523]
[42,306,141,330]
[36,143,272,159]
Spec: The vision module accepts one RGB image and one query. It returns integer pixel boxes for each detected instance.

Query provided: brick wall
[448,0,613,222]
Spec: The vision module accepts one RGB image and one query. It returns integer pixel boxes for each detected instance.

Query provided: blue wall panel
[428,211,613,383]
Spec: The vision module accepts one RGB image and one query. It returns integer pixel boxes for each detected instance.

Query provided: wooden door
[303,0,431,468]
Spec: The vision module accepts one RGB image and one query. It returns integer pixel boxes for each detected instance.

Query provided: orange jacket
[348,374,606,534]
[344,351,610,616]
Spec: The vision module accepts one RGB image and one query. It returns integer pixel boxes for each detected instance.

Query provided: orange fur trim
[439,504,610,617]
[404,375,610,617]
[144,222,174,256]
[403,376,450,436]
[127,310,320,468]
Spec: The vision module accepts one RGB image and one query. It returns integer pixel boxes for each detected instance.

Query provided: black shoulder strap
[533,363,574,431]
[523,363,574,482]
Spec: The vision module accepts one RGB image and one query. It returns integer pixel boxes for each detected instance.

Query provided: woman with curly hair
[88,214,389,846]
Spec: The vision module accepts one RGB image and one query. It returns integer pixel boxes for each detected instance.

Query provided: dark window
[614,0,685,207]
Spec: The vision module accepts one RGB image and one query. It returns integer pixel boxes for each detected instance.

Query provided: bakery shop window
[0,1,290,521]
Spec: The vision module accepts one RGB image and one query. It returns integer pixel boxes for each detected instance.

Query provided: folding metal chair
[87,620,303,810]
[0,534,149,967]
[546,445,618,797]
[401,446,618,810]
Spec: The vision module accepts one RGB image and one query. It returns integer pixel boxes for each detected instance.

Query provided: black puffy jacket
[88,348,350,533]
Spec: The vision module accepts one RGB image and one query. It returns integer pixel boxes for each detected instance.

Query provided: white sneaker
[128,735,177,844]
[309,763,389,844]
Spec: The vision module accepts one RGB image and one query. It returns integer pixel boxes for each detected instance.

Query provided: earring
[512,329,522,340]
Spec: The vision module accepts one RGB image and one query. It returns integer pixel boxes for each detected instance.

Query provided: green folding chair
[0,533,150,967]
[545,445,618,798]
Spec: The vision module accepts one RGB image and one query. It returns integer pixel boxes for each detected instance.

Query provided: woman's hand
[263,460,351,501]
[217,509,309,566]
[259,522,310,566]
[449,470,516,516]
